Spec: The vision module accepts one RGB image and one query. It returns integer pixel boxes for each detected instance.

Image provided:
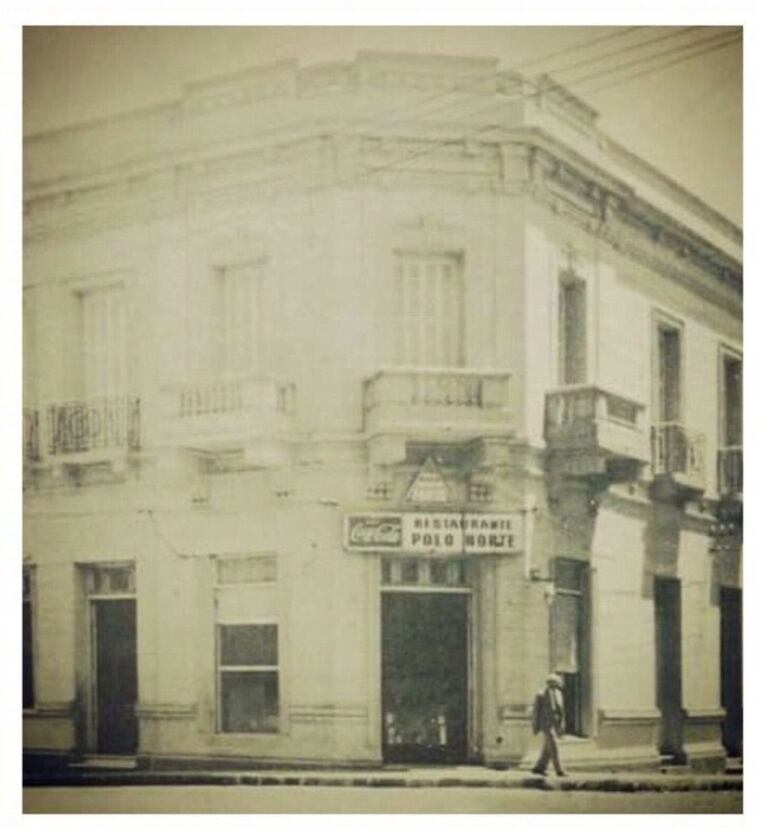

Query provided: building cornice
[24,63,742,304]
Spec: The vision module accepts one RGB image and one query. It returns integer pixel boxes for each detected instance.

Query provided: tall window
[558,273,587,385]
[394,252,464,367]
[550,559,590,736]
[215,263,263,377]
[655,320,682,422]
[218,623,279,733]
[23,568,35,709]
[721,352,742,447]
[80,284,126,397]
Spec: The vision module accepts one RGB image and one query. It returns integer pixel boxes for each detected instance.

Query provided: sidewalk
[23,763,743,793]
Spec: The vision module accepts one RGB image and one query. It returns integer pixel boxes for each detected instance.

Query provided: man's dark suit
[531,686,565,775]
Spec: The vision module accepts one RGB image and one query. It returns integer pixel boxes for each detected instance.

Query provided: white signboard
[344,512,522,555]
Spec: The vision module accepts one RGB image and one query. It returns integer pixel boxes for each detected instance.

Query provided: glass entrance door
[381,592,469,764]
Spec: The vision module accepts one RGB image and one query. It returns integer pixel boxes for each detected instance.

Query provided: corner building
[23,53,742,772]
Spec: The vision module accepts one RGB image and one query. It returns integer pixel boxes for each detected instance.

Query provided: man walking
[531,673,567,777]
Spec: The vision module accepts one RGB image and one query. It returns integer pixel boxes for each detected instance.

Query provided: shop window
[550,559,590,736]
[23,568,35,709]
[218,623,279,733]
[394,252,464,367]
[559,273,587,386]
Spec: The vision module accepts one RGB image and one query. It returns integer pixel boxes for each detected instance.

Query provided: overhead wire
[283,28,742,195]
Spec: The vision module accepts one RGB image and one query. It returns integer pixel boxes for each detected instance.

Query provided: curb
[22,770,744,793]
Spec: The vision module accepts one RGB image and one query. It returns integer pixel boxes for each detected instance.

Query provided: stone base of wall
[596,707,660,751]
[683,708,726,772]
[137,753,384,772]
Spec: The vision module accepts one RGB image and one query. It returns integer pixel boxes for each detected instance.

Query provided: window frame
[214,554,278,588]
[216,619,280,735]
[213,260,266,379]
[718,344,742,448]
[558,270,588,387]
[75,279,128,400]
[393,250,466,368]
[651,309,686,425]
[549,557,591,737]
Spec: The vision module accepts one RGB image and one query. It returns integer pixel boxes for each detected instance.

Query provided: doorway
[91,598,138,754]
[654,576,684,760]
[381,592,469,764]
[720,587,742,757]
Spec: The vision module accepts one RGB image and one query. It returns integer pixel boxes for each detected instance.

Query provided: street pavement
[23,784,743,814]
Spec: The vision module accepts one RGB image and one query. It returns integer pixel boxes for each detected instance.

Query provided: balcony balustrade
[47,396,141,457]
[544,386,647,477]
[717,445,742,499]
[161,374,295,466]
[362,367,513,444]
[650,422,706,496]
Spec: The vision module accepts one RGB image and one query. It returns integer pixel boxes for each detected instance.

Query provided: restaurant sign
[344,512,521,555]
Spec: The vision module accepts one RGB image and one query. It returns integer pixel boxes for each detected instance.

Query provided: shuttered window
[80,284,126,397]
[559,274,587,386]
[394,253,464,367]
[215,263,263,377]
[722,353,742,447]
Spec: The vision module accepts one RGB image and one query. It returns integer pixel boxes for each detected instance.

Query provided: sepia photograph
[17,16,744,817]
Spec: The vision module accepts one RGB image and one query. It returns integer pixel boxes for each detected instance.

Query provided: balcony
[544,386,647,478]
[363,367,513,459]
[160,375,295,467]
[650,422,706,498]
[23,408,40,464]
[21,396,143,474]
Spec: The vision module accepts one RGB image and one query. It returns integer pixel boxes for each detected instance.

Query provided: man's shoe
[531,767,546,776]
[556,771,568,777]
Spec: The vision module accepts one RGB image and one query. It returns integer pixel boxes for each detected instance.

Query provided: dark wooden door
[94,599,138,754]
[720,587,743,757]
[654,577,684,759]
[382,593,468,764]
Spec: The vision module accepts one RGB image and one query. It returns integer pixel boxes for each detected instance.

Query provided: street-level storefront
[345,509,523,765]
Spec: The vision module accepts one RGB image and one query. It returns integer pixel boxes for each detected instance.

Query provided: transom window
[381,557,470,589]
[217,623,279,733]
[394,252,464,367]
[83,563,136,597]
[216,555,277,585]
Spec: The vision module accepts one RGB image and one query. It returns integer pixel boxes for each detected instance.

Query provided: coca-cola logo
[348,516,402,547]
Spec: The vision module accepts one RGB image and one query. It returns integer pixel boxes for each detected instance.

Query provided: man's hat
[546,672,563,688]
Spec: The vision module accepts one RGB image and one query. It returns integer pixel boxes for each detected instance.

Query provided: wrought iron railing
[717,446,742,497]
[23,408,40,462]
[364,367,510,412]
[650,422,705,481]
[47,396,141,455]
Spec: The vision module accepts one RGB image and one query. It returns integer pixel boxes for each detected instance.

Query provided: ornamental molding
[24,127,741,306]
